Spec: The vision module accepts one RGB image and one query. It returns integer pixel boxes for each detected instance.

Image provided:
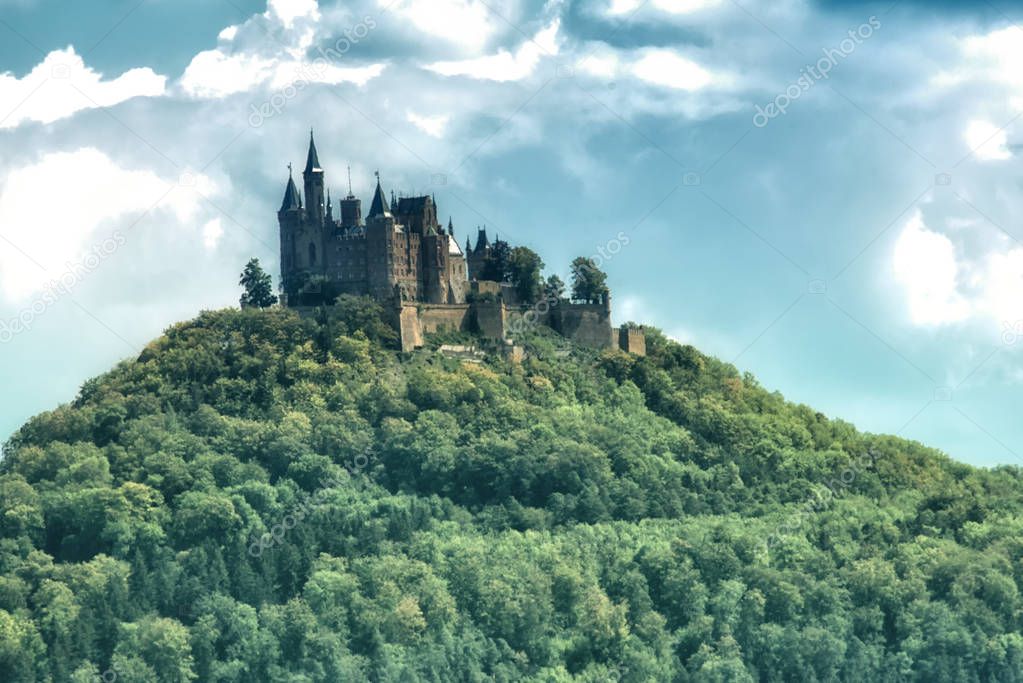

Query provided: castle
[277,131,644,356]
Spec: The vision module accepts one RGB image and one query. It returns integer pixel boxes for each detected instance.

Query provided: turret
[303,129,325,227]
[278,164,304,291]
[367,172,391,218]
[339,165,363,228]
[366,172,397,300]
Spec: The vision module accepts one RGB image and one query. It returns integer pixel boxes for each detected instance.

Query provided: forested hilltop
[3,298,1023,682]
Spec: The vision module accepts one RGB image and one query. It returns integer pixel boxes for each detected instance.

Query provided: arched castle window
[309,242,317,265]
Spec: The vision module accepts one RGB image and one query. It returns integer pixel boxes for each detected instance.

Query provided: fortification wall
[418,305,472,334]
[474,302,507,340]
[398,307,423,352]
[551,303,613,349]
[617,327,647,356]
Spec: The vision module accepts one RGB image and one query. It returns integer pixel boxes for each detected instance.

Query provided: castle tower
[303,129,325,228]
[467,226,491,280]
[278,164,304,294]
[366,173,398,300]
[339,165,363,229]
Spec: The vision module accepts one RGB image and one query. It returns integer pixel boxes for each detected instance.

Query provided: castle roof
[475,227,489,251]
[396,196,431,213]
[280,173,301,212]
[368,175,390,218]
[448,237,463,256]
[304,130,321,174]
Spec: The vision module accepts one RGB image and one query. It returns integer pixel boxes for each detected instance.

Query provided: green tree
[508,247,545,302]
[481,240,511,282]
[239,258,277,309]
[544,274,565,301]
[570,257,608,304]
[114,616,197,683]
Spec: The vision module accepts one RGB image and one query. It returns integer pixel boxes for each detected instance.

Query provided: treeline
[1,299,1022,681]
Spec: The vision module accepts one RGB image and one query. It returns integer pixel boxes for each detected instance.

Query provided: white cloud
[0,148,211,301]
[406,110,450,137]
[631,49,713,91]
[893,210,970,326]
[963,119,1011,161]
[577,52,619,79]
[180,45,384,98]
[0,47,166,129]
[607,0,721,15]
[958,26,1023,88]
[267,61,385,89]
[180,51,276,98]
[180,1,383,98]
[894,210,1023,334]
[268,0,321,27]
[425,20,560,82]
[202,218,225,250]
[385,0,497,53]
[981,248,1023,326]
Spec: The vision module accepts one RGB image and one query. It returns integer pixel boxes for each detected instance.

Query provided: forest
[2,296,1023,681]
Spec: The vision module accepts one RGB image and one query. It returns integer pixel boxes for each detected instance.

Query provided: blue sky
[1,0,1022,467]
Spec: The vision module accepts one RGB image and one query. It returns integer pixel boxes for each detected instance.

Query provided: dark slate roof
[396,195,431,214]
[280,175,301,211]
[304,130,321,174]
[475,227,489,250]
[368,179,390,217]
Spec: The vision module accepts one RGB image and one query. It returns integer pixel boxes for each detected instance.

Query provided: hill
[2,297,1022,681]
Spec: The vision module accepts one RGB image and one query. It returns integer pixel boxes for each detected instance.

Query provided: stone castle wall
[616,327,647,356]
[549,303,614,349]
[293,297,644,357]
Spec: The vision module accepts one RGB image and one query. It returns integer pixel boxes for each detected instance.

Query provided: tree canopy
[570,257,609,304]
[3,302,1023,681]
[238,259,277,309]
[507,246,545,302]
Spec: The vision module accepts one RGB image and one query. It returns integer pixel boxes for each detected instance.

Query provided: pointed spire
[368,171,390,218]
[476,225,489,250]
[280,164,301,211]
[326,188,333,219]
[447,216,454,236]
[304,128,321,174]
[346,164,354,198]
[390,190,397,212]
[466,236,472,253]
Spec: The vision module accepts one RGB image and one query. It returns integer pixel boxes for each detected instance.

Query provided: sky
[0,0,1022,467]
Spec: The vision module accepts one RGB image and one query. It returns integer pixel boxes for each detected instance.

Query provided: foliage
[238,259,277,309]
[480,239,511,282]
[570,257,608,304]
[507,247,545,303]
[544,274,566,302]
[3,308,1023,681]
